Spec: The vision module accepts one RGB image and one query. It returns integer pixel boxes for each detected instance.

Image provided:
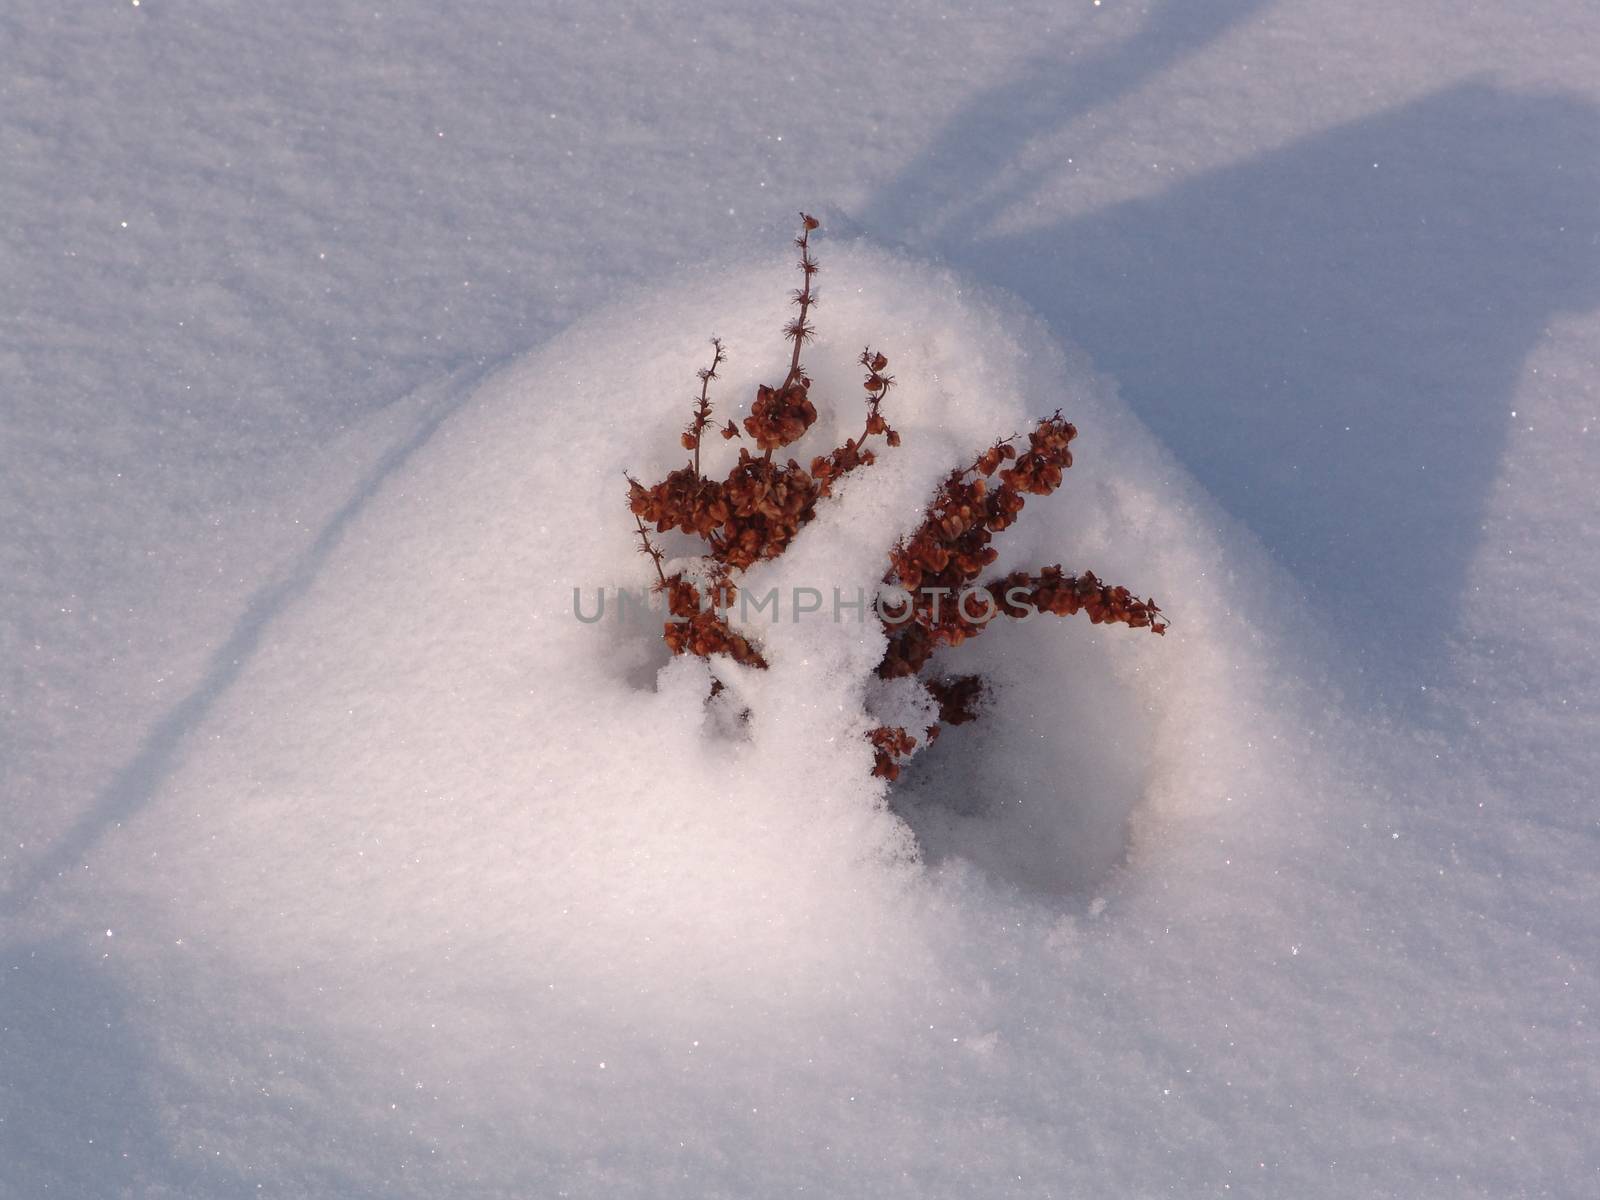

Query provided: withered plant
[628,214,1165,781]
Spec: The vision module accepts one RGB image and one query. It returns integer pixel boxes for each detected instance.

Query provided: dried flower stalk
[627,214,1165,781]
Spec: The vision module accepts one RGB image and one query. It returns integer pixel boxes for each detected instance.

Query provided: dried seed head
[624,216,1162,782]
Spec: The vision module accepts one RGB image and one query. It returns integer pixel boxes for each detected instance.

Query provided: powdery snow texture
[12,248,1584,1196]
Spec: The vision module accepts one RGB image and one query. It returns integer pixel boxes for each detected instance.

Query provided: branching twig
[782,213,820,390]
[683,337,726,480]
[632,508,668,588]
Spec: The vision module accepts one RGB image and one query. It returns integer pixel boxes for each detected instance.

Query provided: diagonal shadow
[2,364,490,917]
[864,79,1600,704]
[861,0,1271,246]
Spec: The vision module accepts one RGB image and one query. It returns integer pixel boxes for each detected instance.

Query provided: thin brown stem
[689,338,725,480]
[861,381,892,445]
[634,513,668,587]
[783,214,819,389]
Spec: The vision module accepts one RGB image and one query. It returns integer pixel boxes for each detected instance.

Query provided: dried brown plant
[628,214,1165,781]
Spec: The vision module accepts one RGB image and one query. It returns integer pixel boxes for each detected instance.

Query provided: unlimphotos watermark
[571,584,1043,626]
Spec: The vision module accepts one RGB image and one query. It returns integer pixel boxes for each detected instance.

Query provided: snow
[3,1,1597,1196]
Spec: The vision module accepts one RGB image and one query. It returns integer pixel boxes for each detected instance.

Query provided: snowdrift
[15,246,1472,1196]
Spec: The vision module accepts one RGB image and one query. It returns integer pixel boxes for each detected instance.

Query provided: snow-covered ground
[3,2,1597,1196]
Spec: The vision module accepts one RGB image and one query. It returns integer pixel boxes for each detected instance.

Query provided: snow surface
[3,2,1598,1197]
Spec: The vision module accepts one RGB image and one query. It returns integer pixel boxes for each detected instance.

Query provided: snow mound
[58,246,1341,1195]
